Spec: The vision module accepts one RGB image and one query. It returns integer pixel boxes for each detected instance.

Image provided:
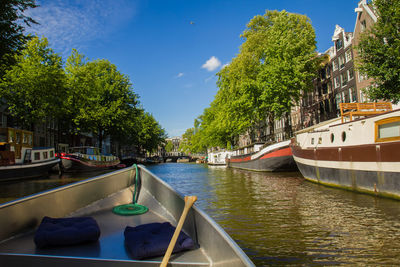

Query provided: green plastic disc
[112,203,149,216]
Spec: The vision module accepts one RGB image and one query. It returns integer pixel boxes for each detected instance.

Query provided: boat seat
[124,222,196,260]
[34,216,100,248]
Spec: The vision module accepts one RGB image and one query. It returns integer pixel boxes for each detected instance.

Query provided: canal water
[2,163,400,266]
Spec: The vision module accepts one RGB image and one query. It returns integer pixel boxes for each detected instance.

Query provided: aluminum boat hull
[0,165,254,266]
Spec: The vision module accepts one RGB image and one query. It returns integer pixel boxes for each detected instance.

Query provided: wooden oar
[160,195,197,267]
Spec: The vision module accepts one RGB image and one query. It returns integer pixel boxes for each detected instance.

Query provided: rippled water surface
[2,163,400,266]
[147,163,400,266]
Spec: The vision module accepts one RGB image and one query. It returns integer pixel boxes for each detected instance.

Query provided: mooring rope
[112,164,149,215]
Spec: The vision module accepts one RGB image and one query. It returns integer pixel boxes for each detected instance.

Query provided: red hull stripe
[260,147,293,159]
[230,147,293,163]
[230,156,251,163]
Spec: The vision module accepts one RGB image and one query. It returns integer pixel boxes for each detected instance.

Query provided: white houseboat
[0,128,59,181]
[290,102,400,199]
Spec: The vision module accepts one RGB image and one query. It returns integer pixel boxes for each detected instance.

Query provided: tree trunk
[98,128,103,151]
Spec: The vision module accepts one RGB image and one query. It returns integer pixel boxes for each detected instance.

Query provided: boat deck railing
[340,102,392,123]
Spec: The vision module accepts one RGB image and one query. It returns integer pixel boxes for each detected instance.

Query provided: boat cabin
[66,146,119,163]
[231,142,265,157]
[0,127,56,166]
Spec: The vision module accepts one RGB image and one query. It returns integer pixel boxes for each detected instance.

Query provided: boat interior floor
[0,187,210,266]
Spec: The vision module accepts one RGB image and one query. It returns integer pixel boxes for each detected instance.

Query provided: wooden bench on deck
[340,102,393,123]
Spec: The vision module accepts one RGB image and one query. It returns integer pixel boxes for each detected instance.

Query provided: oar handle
[160,196,197,267]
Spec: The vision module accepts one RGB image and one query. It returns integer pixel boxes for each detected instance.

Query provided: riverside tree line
[0,0,166,154]
[180,0,400,154]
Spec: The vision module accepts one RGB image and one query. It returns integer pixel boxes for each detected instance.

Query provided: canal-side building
[330,25,357,112]
[295,23,358,131]
[352,0,377,103]
[164,136,184,157]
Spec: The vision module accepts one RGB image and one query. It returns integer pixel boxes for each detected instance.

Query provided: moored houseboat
[226,140,297,172]
[207,149,232,166]
[290,102,400,199]
[0,127,60,181]
[58,146,120,172]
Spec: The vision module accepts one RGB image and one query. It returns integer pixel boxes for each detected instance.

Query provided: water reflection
[0,170,113,204]
[148,163,400,266]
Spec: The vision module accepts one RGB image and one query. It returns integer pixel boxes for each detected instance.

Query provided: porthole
[311,138,314,145]
[318,137,322,144]
[342,131,346,142]
[330,133,335,143]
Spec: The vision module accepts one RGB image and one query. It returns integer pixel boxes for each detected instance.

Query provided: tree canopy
[65,50,139,148]
[0,36,65,128]
[0,0,38,76]
[183,10,319,151]
[356,0,400,103]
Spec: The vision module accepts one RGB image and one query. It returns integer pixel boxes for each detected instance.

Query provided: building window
[349,87,357,102]
[361,20,367,32]
[336,39,343,50]
[341,73,348,87]
[334,76,340,88]
[333,59,339,71]
[338,55,345,69]
[345,49,352,62]
[348,68,354,80]
[359,71,367,82]
[336,93,342,109]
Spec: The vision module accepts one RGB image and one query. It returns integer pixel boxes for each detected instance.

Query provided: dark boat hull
[61,157,120,172]
[227,142,297,172]
[291,139,400,199]
[0,159,60,181]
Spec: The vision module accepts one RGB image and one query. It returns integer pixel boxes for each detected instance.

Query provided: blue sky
[26,0,360,137]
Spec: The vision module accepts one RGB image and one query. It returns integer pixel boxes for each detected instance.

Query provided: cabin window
[16,132,21,144]
[342,131,346,142]
[375,117,400,142]
[331,133,335,143]
[34,152,40,161]
[43,151,48,159]
[311,138,314,145]
[50,151,54,158]
[318,137,322,144]
[8,130,14,143]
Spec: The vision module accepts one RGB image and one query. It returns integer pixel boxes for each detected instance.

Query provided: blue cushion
[124,222,196,260]
[34,216,100,248]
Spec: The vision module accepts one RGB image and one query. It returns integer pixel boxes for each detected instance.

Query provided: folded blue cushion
[34,216,100,248]
[124,222,196,260]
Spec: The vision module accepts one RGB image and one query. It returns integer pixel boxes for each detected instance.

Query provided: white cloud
[24,0,136,57]
[176,72,184,78]
[222,63,230,69]
[201,56,221,71]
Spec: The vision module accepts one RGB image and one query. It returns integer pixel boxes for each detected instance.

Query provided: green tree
[0,0,38,76]
[242,10,318,118]
[192,10,319,149]
[165,140,174,153]
[65,52,139,149]
[0,36,66,128]
[137,112,166,154]
[356,0,400,103]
